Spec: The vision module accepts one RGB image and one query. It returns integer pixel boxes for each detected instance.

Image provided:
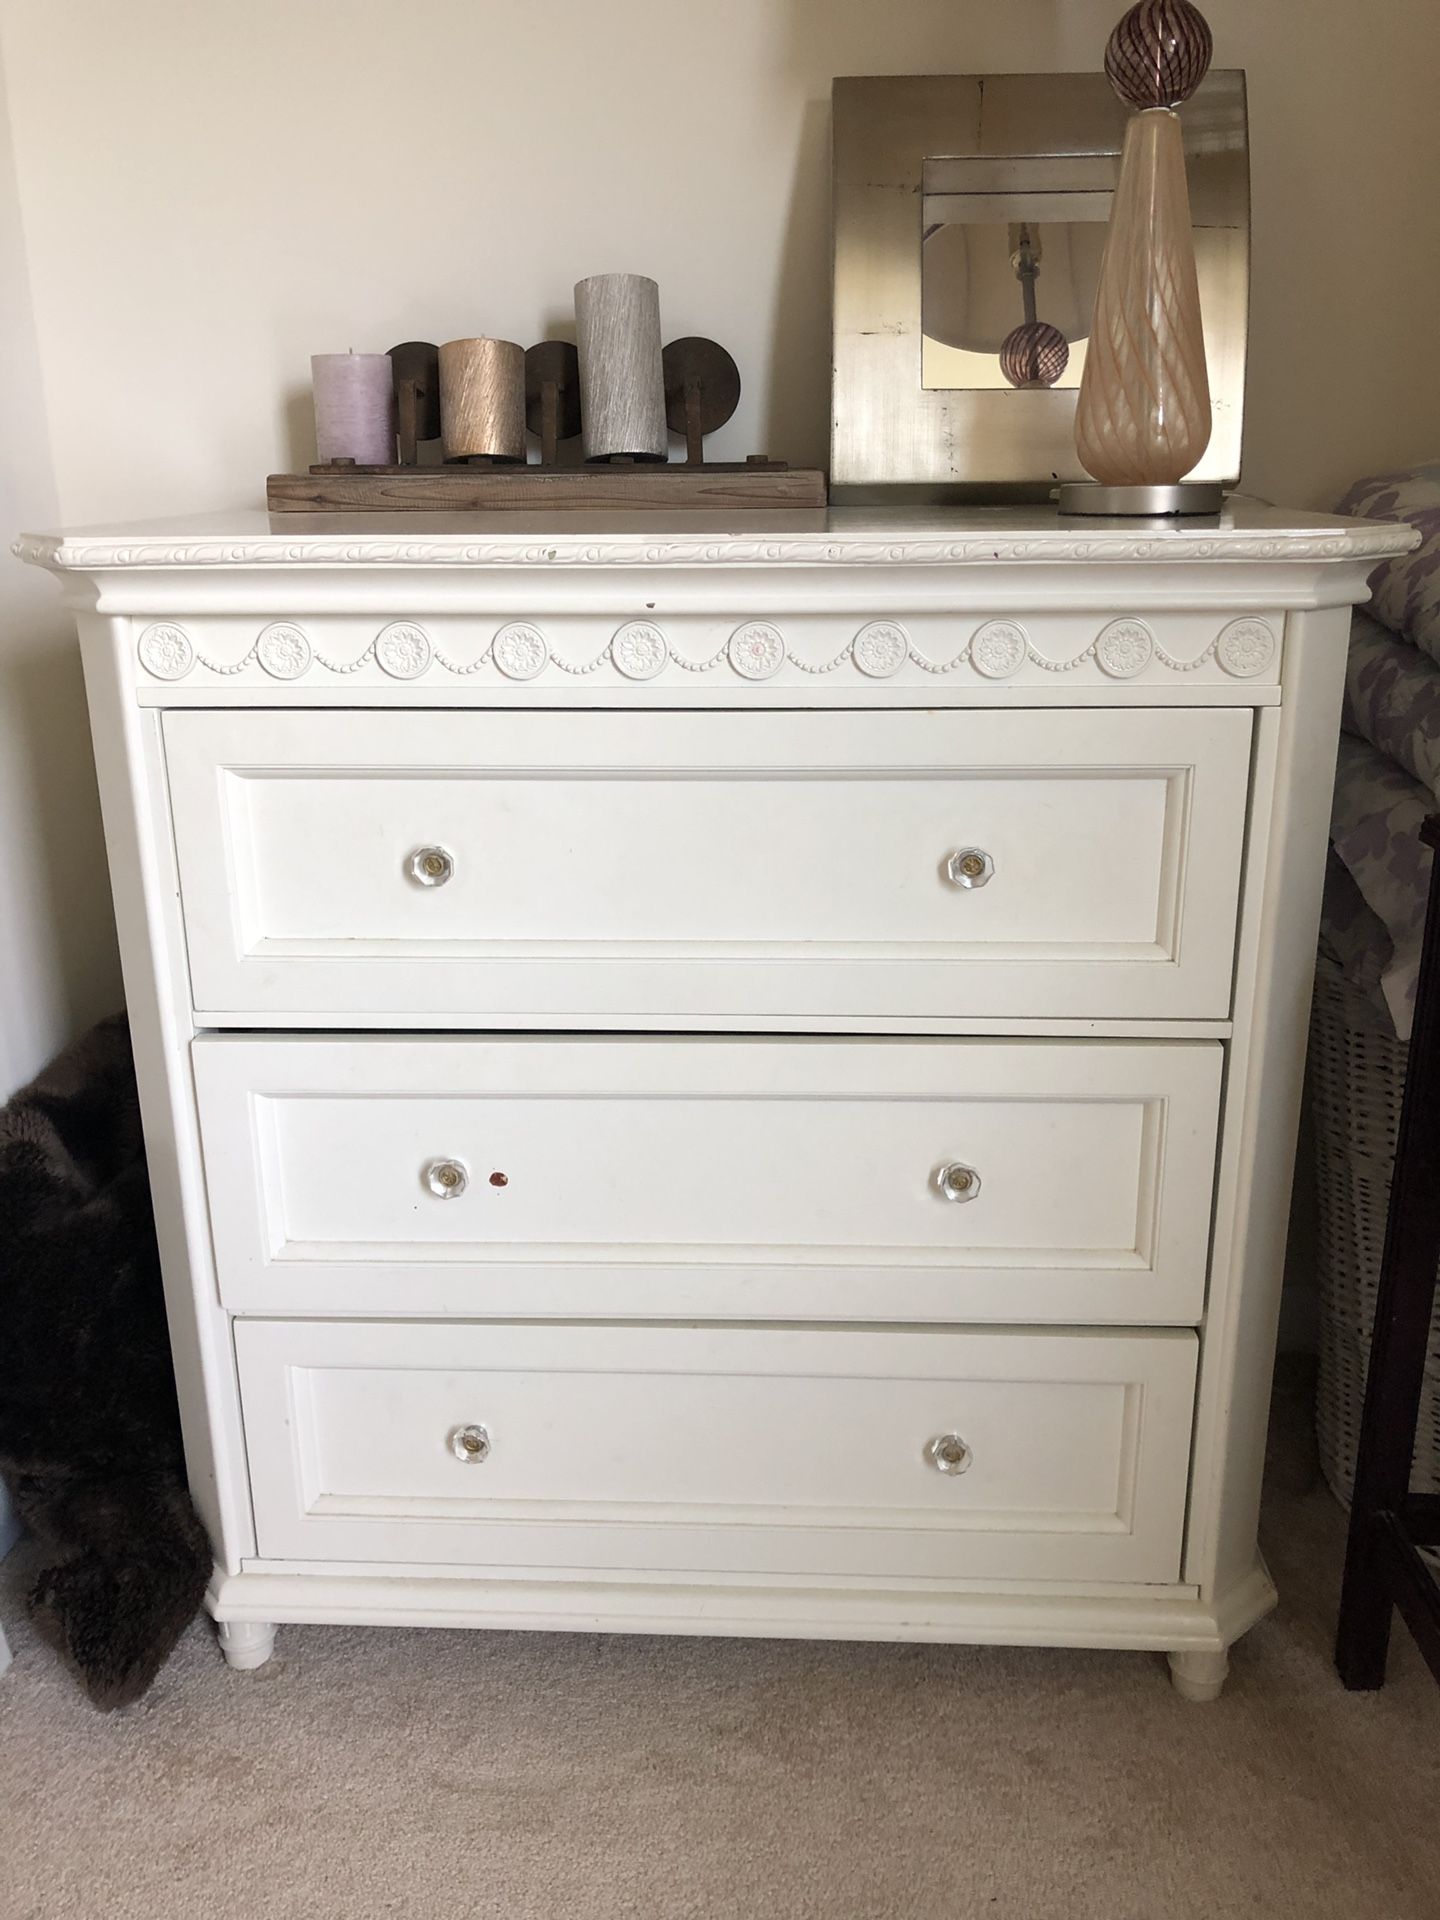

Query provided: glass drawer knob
[424,1158,469,1199]
[409,844,455,887]
[926,1433,973,1476]
[935,1161,981,1203]
[945,848,994,889]
[450,1424,490,1464]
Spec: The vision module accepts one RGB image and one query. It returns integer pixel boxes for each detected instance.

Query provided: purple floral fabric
[1344,611,1440,799]
[1330,732,1434,1040]
[1322,468,1440,1038]
[1336,461,1440,664]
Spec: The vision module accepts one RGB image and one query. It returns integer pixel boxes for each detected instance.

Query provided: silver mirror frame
[830,72,1250,501]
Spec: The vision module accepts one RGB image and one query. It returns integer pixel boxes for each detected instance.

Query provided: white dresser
[19,503,1411,1700]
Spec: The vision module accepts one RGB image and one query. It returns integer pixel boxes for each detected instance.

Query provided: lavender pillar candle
[311,351,397,465]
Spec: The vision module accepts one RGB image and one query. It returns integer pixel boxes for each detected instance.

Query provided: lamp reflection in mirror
[998,225,1070,390]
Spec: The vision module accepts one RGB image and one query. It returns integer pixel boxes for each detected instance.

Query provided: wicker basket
[1308,953,1440,1509]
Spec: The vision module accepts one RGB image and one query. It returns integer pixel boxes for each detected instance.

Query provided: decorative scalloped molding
[130,616,1281,684]
[13,524,1416,573]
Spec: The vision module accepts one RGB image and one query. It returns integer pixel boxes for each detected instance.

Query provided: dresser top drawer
[165,706,1250,1026]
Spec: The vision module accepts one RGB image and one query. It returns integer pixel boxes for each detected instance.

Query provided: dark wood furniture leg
[1336,814,1440,1689]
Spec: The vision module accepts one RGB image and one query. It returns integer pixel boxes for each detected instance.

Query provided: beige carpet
[3,1378,1438,1920]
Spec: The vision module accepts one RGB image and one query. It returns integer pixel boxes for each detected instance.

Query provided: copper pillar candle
[575,273,666,462]
[311,352,397,465]
[438,338,527,463]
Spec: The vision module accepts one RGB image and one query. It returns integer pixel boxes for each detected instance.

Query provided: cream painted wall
[0,32,119,1104]
[0,28,119,1569]
[2,0,1438,529]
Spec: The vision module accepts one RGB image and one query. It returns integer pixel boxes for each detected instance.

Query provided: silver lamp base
[1055,481,1225,517]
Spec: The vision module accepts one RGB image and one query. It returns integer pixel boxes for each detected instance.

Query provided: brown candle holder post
[388,341,441,466]
[524,342,582,467]
[662,336,741,465]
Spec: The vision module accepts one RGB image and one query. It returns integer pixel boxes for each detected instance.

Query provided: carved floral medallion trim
[611,621,669,680]
[255,622,312,680]
[852,622,909,679]
[728,623,785,681]
[129,612,1285,684]
[492,622,549,680]
[375,622,433,679]
[969,621,1029,680]
[1095,619,1156,678]
[137,622,195,679]
[1216,617,1278,677]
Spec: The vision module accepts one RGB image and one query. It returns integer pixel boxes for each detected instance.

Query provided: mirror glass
[921,155,1116,391]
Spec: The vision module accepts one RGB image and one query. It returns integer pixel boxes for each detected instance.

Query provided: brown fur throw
[0,1014,211,1707]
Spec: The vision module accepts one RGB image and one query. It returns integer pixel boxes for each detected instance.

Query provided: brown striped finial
[1105,0,1213,109]
[999,321,1070,390]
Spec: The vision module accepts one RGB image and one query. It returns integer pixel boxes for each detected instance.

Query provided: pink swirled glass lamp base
[1075,109,1211,486]
[1061,0,1223,516]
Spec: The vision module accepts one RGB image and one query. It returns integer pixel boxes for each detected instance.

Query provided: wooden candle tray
[267,461,828,513]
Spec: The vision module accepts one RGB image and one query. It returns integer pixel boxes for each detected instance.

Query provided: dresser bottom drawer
[236,1321,1197,1586]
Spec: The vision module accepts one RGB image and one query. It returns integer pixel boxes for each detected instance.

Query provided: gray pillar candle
[438,338,527,462]
[575,273,667,461]
[311,352,397,465]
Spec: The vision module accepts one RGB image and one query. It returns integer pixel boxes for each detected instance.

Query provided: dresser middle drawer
[164,706,1250,1024]
[195,1035,1221,1323]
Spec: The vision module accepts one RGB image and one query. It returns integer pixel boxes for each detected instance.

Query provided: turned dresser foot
[1168,1648,1229,1702]
[217,1619,277,1672]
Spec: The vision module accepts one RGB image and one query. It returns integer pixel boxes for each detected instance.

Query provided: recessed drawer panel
[164,708,1250,1023]
[195,1036,1221,1324]
[235,1319,1197,1584]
